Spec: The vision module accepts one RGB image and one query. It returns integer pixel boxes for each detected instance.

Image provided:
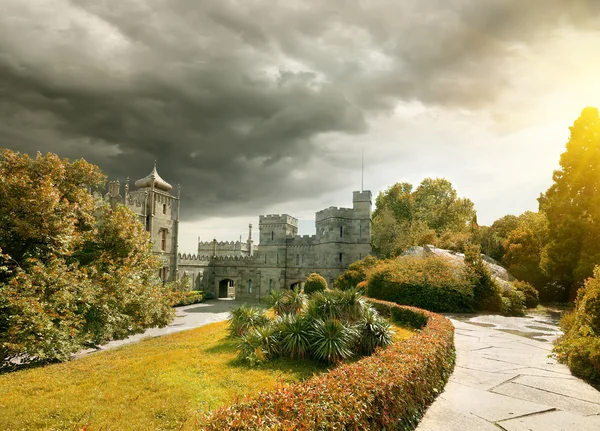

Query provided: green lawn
[0,321,414,430]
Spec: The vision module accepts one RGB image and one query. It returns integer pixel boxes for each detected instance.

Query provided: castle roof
[134,162,172,192]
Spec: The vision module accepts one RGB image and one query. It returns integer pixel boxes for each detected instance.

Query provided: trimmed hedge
[171,290,205,307]
[198,299,455,430]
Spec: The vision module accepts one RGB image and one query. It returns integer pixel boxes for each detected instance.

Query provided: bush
[170,290,205,307]
[303,273,327,295]
[513,280,539,308]
[309,318,357,363]
[554,266,600,384]
[464,244,501,311]
[227,305,269,338]
[366,255,475,313]
[204,291,215,300]
[199,300,455,430]
[500,289,526,316]
[334,256,379,291]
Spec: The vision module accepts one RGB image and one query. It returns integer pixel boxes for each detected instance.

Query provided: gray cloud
[0,0,598,220]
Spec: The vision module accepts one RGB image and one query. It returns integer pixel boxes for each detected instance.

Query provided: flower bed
[198,298,455,430]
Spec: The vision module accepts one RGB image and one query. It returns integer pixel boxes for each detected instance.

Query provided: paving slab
[441,381,554,422]
[416,397,498,431]
[449,366,519,391]
[492,381,600,416]
[513,374,600,404]
[497,409,600,431]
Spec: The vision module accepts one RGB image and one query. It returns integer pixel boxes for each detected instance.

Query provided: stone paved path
[417,318,600,431]
[77,299,254,357]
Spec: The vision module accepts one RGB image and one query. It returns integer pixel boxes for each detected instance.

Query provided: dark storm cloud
[0,0,598,219]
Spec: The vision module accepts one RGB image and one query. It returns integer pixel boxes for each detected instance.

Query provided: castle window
[162,203,167,214]
[269,279,273,293]
[296,254,300,265]
[339,253,343,264]
[276,254,279,264]
[264,254,267,264]
[359,224,362,238]
[161,229,167,251]
[248,279,252,293]
[159,267,168,282]
[271,231,274,241]
[302,254,305,265]
[340,226,343,238]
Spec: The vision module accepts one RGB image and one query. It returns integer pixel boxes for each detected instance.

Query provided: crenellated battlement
[259,214,298,226]
[315,207,355,222]
[197,240,243,248]
[288,234,317,246]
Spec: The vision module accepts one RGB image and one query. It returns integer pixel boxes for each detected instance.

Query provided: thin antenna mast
[361,146,364,192]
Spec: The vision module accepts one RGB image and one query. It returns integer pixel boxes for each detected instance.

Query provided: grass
[0,321,414,431]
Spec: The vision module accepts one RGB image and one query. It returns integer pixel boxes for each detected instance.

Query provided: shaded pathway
[77,299,256,357]
[417,316,600,430]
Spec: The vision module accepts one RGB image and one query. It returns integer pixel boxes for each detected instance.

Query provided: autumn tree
[0,150,173,366]
[371,178,476,257]
[539,107,600,300]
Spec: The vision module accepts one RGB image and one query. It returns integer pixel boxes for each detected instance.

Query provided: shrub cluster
[334,255,378,291]
[360,249,526,316]
[554,266,600,384]
[230,289,394,366]
[303,273,327,295]
[512,280,539,308]
[198,299,455,430]
[366,255,475,313]
[170,290,205,307]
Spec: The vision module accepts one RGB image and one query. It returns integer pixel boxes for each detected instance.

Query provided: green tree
[539,107,600,300]
[0,150,173,365]
[372,178,476,257]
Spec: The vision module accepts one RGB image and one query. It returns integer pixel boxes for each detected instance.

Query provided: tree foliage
[372,178,476,257]
[0,150,173,366]
[480,211,548,290]
[539,107,600,300]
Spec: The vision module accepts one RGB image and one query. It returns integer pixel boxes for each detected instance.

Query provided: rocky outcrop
[401,245,515,292]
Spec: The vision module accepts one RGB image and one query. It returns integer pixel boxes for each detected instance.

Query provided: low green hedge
[198,299,455,430]
[171,290,205,307]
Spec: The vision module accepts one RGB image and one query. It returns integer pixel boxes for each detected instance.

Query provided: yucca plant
[333,288,368,322]
[306,291,342,321]
[310,318,358,364]
[279,288,307,315]
[277,314,311,359]
[237,324,280,365]
[228,304,269,338]
[356,306,395,355]
[264,290,285,313]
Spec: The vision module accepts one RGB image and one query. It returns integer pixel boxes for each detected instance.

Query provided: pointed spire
[134,161,172,191]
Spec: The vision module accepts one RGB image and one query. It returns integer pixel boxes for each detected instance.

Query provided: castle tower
[132,162,180,282]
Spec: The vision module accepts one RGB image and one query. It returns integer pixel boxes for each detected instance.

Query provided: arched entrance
[290,281,303,291]
[218,278,235,298]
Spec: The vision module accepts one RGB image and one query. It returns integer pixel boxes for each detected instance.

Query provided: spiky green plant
[306,291,341,321]
[333,288,368,321]
[310,318,358,364]
[264,289,285,311]
[237,324,280,365]
[227,304,269,338]
[278,288,307,315]
[277,314,311,359]
[356,306,395,355]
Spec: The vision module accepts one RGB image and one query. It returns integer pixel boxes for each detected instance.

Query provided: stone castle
[105,164,372,300]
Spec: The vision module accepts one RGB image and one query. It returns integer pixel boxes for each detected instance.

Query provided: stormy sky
[2,0,600,252]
